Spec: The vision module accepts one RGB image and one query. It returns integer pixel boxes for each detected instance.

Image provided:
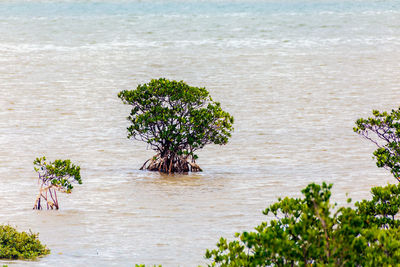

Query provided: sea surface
[1,0,400,266]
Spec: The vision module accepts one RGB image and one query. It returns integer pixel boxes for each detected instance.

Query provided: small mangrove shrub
[118,78,234,173]
[0,225,50,260]
[354,107,400,182]
[33,156,82,210]
[206,182,400,266]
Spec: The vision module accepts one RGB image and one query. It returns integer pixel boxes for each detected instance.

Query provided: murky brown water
[1,1,400,266]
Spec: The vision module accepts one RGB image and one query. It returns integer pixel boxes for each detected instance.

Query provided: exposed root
[188,161,202,172]
[33,185,64,210]
[140,153,202,173]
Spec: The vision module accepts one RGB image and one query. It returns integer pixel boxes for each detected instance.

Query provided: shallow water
[1,0,400,266]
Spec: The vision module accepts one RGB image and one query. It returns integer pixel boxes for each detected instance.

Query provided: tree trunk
[33,185,61,210]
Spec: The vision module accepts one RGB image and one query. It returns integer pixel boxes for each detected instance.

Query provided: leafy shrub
[354,107,400,182]
[33,156,82,210]
[0,225,50,260]
[205,182,400,266]
[118,78,234,173]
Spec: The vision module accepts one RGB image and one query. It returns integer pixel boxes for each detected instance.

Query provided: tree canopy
[33,156,82,210]
[118,78,234,173]
[354,107,400,182]
[205,182,400,266]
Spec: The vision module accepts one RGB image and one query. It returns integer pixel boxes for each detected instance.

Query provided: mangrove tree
[118,78,234,173]
[33,157,82,210]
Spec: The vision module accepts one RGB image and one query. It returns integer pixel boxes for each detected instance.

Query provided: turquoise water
[1,1,399,16]
[1,1,400,266]
[2,1,400,47]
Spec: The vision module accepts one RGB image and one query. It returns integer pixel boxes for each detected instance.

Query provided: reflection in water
[1,0,400,265]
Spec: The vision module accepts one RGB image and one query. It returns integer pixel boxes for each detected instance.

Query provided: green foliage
[118,78,234,172]
[33,156,82,210]
[205,182,400,266]
[34,156,82,193]
[0,225,50,260]
[354,107,400,181]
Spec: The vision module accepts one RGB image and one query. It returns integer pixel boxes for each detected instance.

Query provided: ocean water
[1,0,400,266]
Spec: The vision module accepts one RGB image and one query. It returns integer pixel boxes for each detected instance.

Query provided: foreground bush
[0,225,50,260]
[206,182,400,266]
